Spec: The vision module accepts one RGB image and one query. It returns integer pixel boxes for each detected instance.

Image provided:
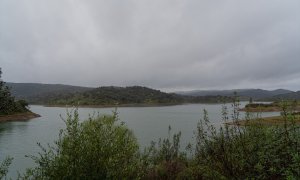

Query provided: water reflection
[0,121,29,134]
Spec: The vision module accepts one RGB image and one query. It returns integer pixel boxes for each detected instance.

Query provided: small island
[0,69,40,122]
[232,101,300,125]
[240,101,300,112]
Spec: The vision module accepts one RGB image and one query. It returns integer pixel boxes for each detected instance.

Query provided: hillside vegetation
[47,86,183,105]
[46,86,234,106]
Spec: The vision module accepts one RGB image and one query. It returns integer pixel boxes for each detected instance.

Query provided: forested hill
[47,86,233,106]
[48,86,185,106]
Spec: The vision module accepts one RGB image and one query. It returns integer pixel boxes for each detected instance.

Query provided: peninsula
[0,68,40,122]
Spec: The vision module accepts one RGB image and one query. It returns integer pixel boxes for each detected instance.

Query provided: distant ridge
[175,89,293,100]
[264,91,300,101]
[6,82,92,103]
[6,82,297,105]
[6,83,233,105]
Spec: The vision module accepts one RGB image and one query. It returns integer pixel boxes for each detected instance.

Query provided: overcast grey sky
[0,0,299,91]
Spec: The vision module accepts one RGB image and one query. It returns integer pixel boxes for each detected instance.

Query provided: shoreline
[43,103,185,108]
[41,101,242,108]
[0,112,41,123]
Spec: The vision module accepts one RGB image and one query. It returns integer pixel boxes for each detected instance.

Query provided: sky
[0,0,299,92]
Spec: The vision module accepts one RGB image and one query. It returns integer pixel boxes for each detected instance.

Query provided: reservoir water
[0,103,278,178]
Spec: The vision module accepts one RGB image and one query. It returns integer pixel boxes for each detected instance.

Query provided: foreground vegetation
[0,98,293,179]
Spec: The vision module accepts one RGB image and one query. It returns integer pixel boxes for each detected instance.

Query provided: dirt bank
[0,112,41,122]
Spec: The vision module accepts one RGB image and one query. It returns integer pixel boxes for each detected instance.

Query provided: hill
[263,91,300,101]
[6,82,92,104]
[176,89,293,100]
[47,86,185,106]
[6,83,233,106]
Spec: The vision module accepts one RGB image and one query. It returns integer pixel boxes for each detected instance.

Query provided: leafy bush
[191,98,300,179]
[21,110,141,179]
[141,126,188,179]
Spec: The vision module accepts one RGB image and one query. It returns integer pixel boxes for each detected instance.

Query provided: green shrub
[21,109,141,179]
[192,99,300,179]
[141,126,188,179]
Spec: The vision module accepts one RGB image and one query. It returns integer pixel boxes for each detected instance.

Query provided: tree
[0,68,29,115]
[0,68,14,114]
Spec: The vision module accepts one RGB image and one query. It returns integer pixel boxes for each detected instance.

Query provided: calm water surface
[0,103,278,178]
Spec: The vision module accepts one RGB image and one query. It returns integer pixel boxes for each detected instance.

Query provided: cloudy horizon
[1,0,299,92]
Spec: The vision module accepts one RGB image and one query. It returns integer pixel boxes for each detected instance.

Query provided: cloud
[0,0,299,91]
